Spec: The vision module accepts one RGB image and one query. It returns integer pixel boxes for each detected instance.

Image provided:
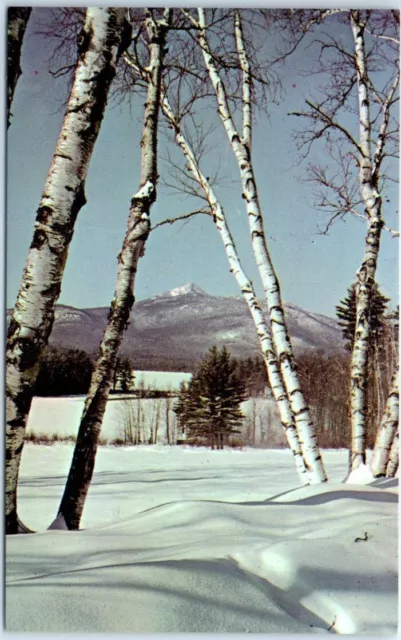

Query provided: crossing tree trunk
[7,7,31,127]
[6,8,128,535]
[160,93,309,484]
[53,10,171,531]
[196,9,327,483]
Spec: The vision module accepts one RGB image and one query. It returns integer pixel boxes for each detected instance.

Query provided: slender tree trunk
[54,11,170,531]
[154,401,160,444]
[160,94,309,484]
[7,7,31,127]
[165,397,171,444]
[370,366,399,477]
[6,8,127,535]
[137,397,143,444]
[348,12,386,471]
[386,430,399,477]
[196,9,327,483]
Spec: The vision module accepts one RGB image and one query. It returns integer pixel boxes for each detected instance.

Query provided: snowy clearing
[6,445,398,634]
[26,395,283,445]
[134,369,192,390]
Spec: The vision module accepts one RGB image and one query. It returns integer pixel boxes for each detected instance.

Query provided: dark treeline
[35,347,133,397]
[34,347,93,396]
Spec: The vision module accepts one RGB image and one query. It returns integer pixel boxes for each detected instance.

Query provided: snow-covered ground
[6,445,398,634]
[134,369,192,390]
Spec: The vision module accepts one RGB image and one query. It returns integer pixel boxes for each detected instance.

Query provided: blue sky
[7,9,399,317]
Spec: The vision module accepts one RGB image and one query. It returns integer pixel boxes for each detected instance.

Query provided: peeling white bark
[370,366,399,477]
[55,11,170,531]
[161,93,308,485]
[197,9,327,483]
[6,8,127,535]
[7,8,31,127]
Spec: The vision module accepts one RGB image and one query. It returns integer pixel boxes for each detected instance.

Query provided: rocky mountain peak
[154,283,207,299]
[170,283,206,296]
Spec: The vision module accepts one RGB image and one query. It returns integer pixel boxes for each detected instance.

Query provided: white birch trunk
[370,366,399,477]
[386,430,399,478]
[348,12,387,471]
[160,94,309,485]
[54,11,170,531]
[6,8,127,535]
[197,9,327,483]
[7,7,31,127]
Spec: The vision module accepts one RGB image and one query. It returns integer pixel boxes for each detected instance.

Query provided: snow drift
[6,446,398,634]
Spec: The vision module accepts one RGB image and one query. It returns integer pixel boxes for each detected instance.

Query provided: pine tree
[336,283,396,456]
[175,346,246,449]
[336,283,390,352]
[112,357,134,392]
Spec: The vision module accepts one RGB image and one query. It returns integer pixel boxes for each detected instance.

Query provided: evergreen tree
[336,283,396,449]
[336,283,390,352]
[175,346,246,449]
[112,357,134,392]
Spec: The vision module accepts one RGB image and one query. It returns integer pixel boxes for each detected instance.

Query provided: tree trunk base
[6,512,35,535]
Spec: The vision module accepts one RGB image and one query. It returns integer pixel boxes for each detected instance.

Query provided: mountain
[7,283,343,370]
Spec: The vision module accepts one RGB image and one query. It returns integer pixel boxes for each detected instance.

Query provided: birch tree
[288,10,399,470]
[122,20,310,481]
[6,8,129,535]
[53,9,171,531]
[386,430,399,477]
[370,365,399,477]
[182,9,327,483]
[7,7,32,127]
[348,11,398,469]
[155,91,308,484]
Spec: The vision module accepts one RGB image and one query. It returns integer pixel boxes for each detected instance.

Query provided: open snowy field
[134,370,192,390]
[26,394,282,445]
[6,445,398,634]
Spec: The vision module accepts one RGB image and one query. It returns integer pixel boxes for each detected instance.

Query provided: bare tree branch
[152,209,211,231]
[290,100,363,155]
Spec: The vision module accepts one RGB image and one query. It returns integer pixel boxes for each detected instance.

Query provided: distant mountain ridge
[7,283,343,370]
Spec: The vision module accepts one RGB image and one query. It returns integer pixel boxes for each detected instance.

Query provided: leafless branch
[151,209,211,231]
[290,100,363,156]
[373,68,400,178]
[181,9,199,29]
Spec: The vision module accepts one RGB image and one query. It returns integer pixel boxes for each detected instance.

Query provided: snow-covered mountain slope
[7,283,344,368]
